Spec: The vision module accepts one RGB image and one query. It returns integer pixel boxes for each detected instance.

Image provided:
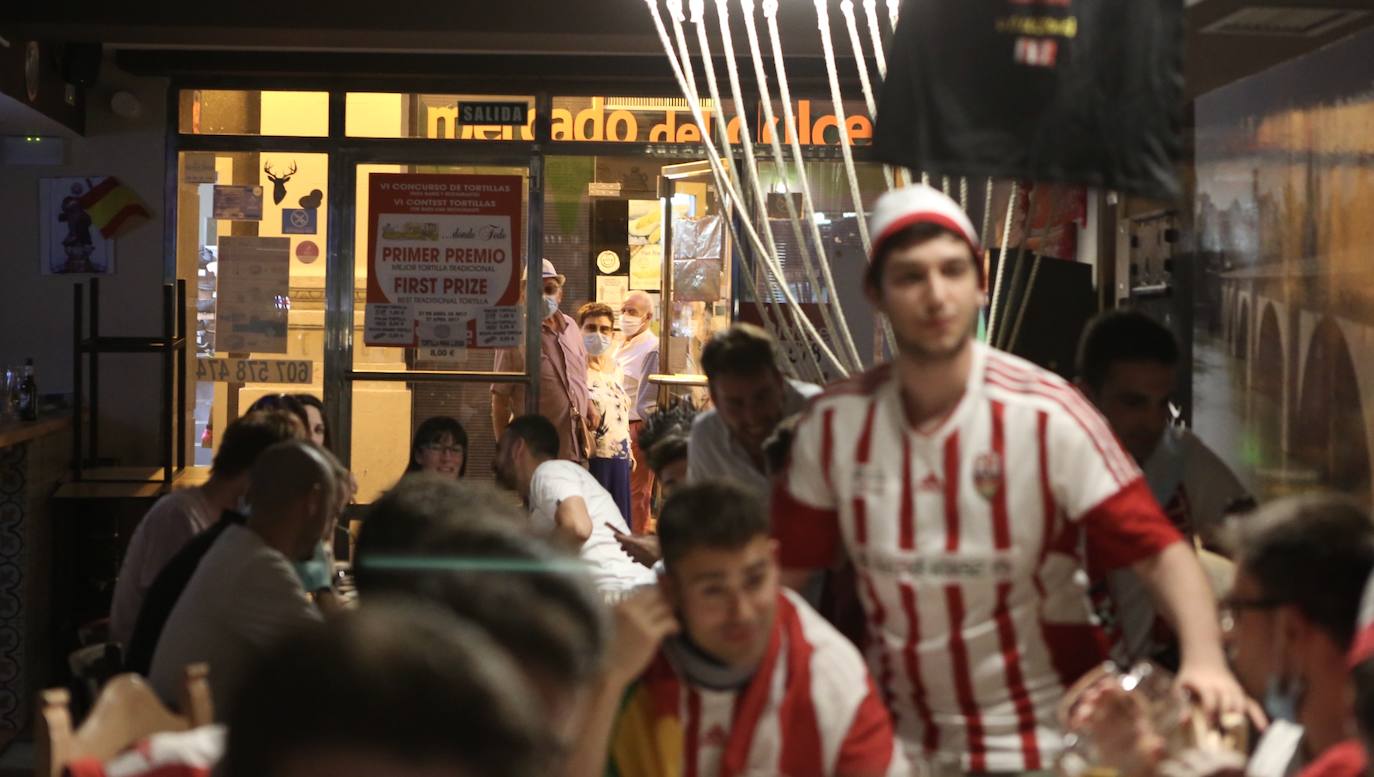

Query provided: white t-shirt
[775,344,1184,773]
[149,523,319,717]
[528,460,654,594]
[110,487,218,648]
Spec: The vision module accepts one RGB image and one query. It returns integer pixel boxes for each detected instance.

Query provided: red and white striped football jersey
[773,343,1183,774]
[609,589,907,777]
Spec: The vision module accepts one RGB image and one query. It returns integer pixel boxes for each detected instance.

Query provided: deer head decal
[264,160,297,206]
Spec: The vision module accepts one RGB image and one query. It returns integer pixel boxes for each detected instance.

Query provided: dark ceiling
[6,0,1374,98]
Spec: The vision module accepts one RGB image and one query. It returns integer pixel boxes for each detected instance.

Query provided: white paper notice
[417,309,470,348]
[216,236,290,354]
[477,306,522,348]
[364,303,414,345]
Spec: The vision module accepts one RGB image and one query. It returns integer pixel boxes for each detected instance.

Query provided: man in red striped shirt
[772,184,1248,774]
[568,481,906,777]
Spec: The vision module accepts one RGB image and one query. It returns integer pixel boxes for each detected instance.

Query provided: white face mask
[583,332,612,356]
[620,313,643,334]
[542,294,559,320]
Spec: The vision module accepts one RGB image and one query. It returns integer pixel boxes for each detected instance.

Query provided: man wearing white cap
[770,184,1247,774]
[492,259,596,463]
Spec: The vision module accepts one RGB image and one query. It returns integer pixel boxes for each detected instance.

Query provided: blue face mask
[1262,672,1304,723]
[294,540,332,593]
[542,294,559,320]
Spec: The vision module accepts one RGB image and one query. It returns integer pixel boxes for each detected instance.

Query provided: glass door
[339,158,538,501]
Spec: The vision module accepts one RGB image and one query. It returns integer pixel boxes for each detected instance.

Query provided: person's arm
[635,350,660,417]
[771,404,842,591]
[491,347,519,437]
[835,677,906,777]
[564,587,680,777]
[1050,403,1249,723]
[492,393,513,439]
[554,496,594,545]
[1133,542,1251,721]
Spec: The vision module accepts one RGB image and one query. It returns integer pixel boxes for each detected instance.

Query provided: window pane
[352,163,531,372]
[345,93,536,140]
[178,90,328,136]
[175,151,330,466]
[349,380,503,503]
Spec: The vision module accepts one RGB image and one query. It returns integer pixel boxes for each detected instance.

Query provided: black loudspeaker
[987,251,1096,380]
[58,42,102,88]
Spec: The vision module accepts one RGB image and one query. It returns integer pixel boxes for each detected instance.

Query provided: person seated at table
[149,440,339,716]
[221,605,553,777]
[565,481,907,777]
[124,441,349,676]
[353,475,608,748]
[607,400,697,568]
[495,415,653,597]
[291,393,330,449]
[404,415,468,480]
[110,410,304,649]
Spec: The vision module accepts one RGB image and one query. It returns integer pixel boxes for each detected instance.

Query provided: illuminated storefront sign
[426,96,872,147]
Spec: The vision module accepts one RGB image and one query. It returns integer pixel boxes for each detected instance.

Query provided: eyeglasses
[420,444,464,456]
[1218,595,1282,633]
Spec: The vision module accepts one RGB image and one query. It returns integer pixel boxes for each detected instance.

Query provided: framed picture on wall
[38,177,116,275]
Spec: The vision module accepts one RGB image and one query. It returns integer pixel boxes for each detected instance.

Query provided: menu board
[363,173,523,348]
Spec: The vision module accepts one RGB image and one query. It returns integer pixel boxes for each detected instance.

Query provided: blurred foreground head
[354,475,608,741]
[222,604,552,777]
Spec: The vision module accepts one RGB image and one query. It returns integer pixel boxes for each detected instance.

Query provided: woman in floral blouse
[577,302,634,523]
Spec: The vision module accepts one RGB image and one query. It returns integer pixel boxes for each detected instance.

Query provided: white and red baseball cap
[868,183,981,261]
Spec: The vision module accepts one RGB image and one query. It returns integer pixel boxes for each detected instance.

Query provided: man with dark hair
[688,323,820,500]
[774,184,1244,773]
[495,415,652,596]
[149,440,338,714]
[1076,309,1248,543]
[566,481,905,777]
[1223,495,1374,777]
[353,475,608,741]
[1077,309,1250,667]
[607,401,698,568]
[221,605,552,777]
[637,399,696,499]
[110,410,304,648]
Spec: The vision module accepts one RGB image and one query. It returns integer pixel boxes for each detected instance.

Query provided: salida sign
[431,97,873,146]
[363,173,523,348]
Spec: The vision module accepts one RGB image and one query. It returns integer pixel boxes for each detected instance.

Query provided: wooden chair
[34,663,213,777]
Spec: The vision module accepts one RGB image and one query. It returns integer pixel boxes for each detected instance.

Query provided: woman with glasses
[406,416,468,480]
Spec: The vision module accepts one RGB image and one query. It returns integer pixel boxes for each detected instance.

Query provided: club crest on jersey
[973,452,1003,500]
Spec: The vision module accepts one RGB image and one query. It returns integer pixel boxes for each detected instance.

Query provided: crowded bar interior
[3,1,1374,775]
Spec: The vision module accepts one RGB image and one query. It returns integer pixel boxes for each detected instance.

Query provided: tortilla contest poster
[364,173,523,348]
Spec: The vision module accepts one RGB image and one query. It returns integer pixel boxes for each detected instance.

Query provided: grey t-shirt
[149,524,319,717]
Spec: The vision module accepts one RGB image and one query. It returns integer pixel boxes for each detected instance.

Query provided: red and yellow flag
[78,176,151,238]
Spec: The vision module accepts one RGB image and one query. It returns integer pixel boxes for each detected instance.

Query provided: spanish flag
[78,177,151,238]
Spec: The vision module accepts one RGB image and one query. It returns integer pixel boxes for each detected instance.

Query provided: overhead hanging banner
[363,173,523,348]
[872,0,1184,199]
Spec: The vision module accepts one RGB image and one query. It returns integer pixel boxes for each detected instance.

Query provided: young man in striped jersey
[771,184,1248,775]
[567,481,906,777]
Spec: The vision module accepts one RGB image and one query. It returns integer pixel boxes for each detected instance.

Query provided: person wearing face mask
[578,302,635,523]
[614,291,660,534]
[1218,494,1374,777]
[492,259,596,464]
